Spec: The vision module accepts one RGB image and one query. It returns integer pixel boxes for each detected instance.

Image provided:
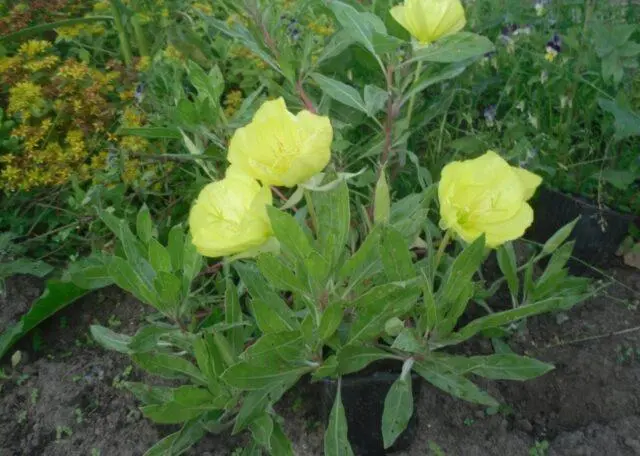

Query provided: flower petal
[512,167,542,200]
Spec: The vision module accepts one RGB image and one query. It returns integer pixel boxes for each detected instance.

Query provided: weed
[55,425,73,441]
[529,439,550,456]
[30,388,39,405]
[16,410,27,424]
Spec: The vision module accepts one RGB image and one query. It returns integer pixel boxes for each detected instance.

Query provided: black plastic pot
[322,364,421,456]
[527,187,640,274]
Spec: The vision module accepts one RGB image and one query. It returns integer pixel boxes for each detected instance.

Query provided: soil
[0,268,639,456]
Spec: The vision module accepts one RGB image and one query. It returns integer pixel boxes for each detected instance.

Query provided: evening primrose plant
[91,95,594,455]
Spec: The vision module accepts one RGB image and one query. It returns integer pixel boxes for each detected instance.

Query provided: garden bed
[1,268,639,456]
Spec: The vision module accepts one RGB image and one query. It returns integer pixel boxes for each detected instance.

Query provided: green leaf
[136,205,153,245]
[251,299,294,334]
[257,254,306,294]
[154,272,183,313]
[141,386,221,424]
[233,379,296,434]
[125,382,174,405]
[382,375,413,449]
[270,420,294,456]
[312,355,339,380]
[0,280,89,358]
[311,179,351,269]
[410,32,495,63]
[311,73,367,114]
[168,225,185,271]
[364,85,388,117]
[373,169,391,224]
[391,328,424,354]
[221,360,310,391]
[401,62,469,105]
[235,262,297,331]
[181,234,203,292]
[244,331,306,363]
[496,243,519,300]
[348,283,420,344]
[437,282,474,336]
[598,97,640,140]
[148,239,172,273]
[142,420,205,456]
[467,354,554,381]
[129,326,175,353]
[413,360,498,406]
[90,325,132,354]
[0,258,53,279]
[597,170,637,191]
[438,235,485,305]
[107,256,158,308]
[65,255,113,290]
[187,60,224,105]
[339,225,384,289]
[193,332,226,382]
[337,345,395,375]
[542,217,579,255]
[249,414,274,451]
[319,302,344,341]
[324,380,354,456]
[0,16,113,42]
[327,0,386,58]
[133,353,206,384]
[225,280,244,356]
[266,206,314,262]
[117,127,182,139]
[380,226,415,282]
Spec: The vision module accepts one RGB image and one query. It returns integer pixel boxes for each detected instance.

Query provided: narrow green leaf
[233,379,296,434]
[496,243,519,300]
[328,0,386,57]
[167,225,185,271]
[129,326,175,353]
[311,179,350,269]
[0,16,113,42]
[136,205,153,244]
[193,332,226,381]
[270,420,294,456]
[382,375,413,448]
[374,169,391,225]
[318,302,344,341]
[249,414,274,452]
[141,386,221,424]
[391,328,424,354]
[257,254,306,294]
[438,235,485,305]
[244,331,306,363]
[225,280,244,356]
[364,85,389,117]
[324,380,354,456]
[117,127,182,139]
[108,256,158,307]
[409,32,495,64]
[311,73,367,113]
[90,325,132,354]
[467,354,554,381]
[339,224,383,286]
[251,299,294,334]
[221,360,310,391]
[149,239,172,273]
[401,62,469,105]
[266,206,314,261]
[133,353,206,384]
[541,217,580,255]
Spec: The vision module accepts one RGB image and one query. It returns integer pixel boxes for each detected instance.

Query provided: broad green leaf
[374,169,391,224]
[497,243,519,300]
[401,62,469,105]
[154,271,183,313]
[136,205,153,244]
[337,345,395,375]
[257,254,306,294]
[225,280,244,356]
[339,224,383,287]
[413,360,498,406]
[328,0,386,57]
[90,325,132,354]
[438,235,485,305]
[311,73,367,113]
[315,30,355,66]
[311,179,350,269]
[235,262,297,330]
[380,226,415,281]
[391,328,423,354]
[0,258,53,279]
[437,282,474,336]
[142,420,205,456]
[0,281,89,358]
[149,239,172,273]
[542,217,579,255]
[266,206,314,261]
[167,225,185,271]
[598,97,640,140]
[319,302,344,341]
[133,353,206,384]
[108,256,158,307]
[312,355,339,380]
[65,255,113,290]
[249,413,274,452]
[129,326,175,353]
[194,332,226,382]
[244,331,306,363]
[187,60,224,104]
[221,360,310,391]
[382,375,413,448]
[233,379,297,434]
[467,354,554,381]
[348,283,420,344]
[125,382,174,405]
[270,420,294,456]
[182,234,203,291]
[141,386,221,424]
[324,381,354,456]
[410,32,494,63]
[251,299,294,334]
[364,84,388,117]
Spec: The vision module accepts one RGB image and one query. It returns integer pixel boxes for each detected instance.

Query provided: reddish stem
[297,79,317,114]
[271,186,298,212]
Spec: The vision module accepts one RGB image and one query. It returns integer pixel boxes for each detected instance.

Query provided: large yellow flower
[391,0,466,45]
[438,151,542,248]
[189,170,273,258]
[227,97,333,187]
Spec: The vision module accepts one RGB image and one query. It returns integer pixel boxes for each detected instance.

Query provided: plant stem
[109,0,133,66]
[405,60,423,127]
[131,15,149,57]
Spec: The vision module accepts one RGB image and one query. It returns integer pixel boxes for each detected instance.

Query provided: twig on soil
[529,325,640,352]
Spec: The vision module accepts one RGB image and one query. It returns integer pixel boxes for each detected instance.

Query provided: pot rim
[538,186,640,222]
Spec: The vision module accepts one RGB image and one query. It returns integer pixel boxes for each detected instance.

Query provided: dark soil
[1,268,639,456]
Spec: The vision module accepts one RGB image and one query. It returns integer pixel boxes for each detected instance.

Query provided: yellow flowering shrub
[0,38,139,192]
[438,151,542,248]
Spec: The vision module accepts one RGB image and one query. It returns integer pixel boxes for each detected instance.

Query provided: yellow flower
[7,82,46,118]
[438,151,542,248]
[18,40,52,58]
[189,170,274,258]
[390,0,466,45]
[227,98,333,187]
